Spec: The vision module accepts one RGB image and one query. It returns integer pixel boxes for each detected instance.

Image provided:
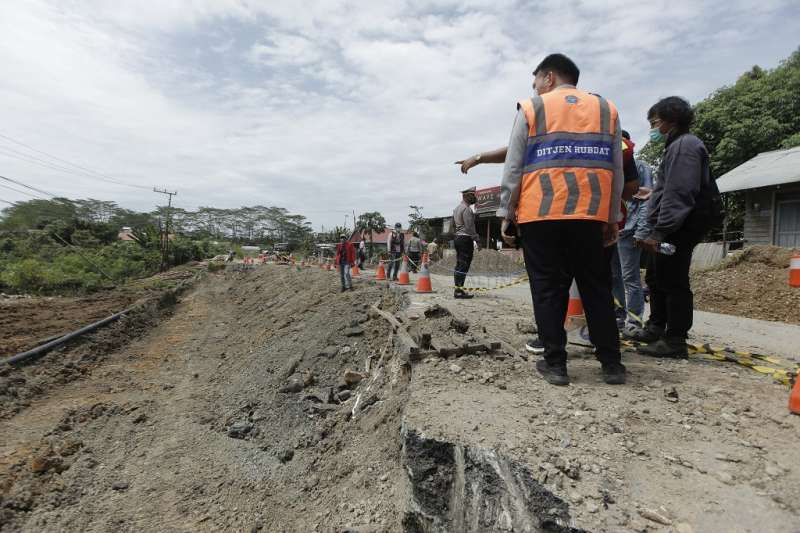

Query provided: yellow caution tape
[452,274,530,293]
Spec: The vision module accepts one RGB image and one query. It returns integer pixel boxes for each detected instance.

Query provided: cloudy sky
[0,1,798,230]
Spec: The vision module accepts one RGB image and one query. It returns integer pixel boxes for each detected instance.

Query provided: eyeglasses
[649,118,662,128]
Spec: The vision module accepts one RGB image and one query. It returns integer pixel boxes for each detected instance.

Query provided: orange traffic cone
[790,253,800,288]
[397,256,410,285]
[564,279,584,330]
[414,256,433,293]
[566,280,583,318]
[351,263,361,277]
[790,376,800,414]
[375,259,387,280]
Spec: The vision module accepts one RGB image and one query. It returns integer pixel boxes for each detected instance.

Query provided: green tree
[636,47,800,233]
[355,211,386,259]
[408,205,431,240]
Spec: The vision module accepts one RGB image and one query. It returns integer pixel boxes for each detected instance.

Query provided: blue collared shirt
[621,159,653,239]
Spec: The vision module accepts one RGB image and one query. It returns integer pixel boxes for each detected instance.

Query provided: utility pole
[153,187,177,271]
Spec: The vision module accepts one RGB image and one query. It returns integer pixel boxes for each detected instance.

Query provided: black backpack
[692,154,725,233]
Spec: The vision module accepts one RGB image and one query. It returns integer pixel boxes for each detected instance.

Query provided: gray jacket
[646,133,709,242]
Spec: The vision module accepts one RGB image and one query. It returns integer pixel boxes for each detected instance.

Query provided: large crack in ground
[400,425,585,533]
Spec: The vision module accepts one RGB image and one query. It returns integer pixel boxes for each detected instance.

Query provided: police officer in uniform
[497,53,626,386]
[453,186,480,299]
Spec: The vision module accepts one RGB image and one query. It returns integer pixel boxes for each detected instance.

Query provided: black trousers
[519,220,620,366]
[408,251,421,272]
[454,236,474,290]
[645,226,702,339]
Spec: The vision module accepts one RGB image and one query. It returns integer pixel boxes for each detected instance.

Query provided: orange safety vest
[516,88,619,224]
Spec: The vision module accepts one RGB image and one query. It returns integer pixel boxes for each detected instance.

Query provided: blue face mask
[649,127,665,143]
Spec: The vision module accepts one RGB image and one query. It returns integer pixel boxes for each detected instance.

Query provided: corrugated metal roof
[716,146,800,193]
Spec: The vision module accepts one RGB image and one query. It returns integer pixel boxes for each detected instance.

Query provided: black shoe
[535,359,570,386]
[454,291,474,299]
[525,337,545,354]
[341,287,346,292]
[602,362,627,385]
[637,338,688,359]
[625,325,663,343]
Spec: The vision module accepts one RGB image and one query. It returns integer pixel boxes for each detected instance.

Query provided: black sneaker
[525,337,545,354]
[535,359,570,386]
[601,362,627,385]
[454,291,474,299]
[637,338,688,359]
[625,325,663,343]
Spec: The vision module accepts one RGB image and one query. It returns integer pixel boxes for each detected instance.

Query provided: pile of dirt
[692,245,800,324]
[429,249,524,276]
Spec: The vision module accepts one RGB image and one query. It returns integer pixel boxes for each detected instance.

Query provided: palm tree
[355,211,386,261]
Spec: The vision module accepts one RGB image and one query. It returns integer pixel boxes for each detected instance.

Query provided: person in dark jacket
[386,223,405,281]
[335,234,356,292]
[634,96,711,357]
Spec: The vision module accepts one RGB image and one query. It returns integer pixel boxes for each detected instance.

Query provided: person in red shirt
[335,234,356,292]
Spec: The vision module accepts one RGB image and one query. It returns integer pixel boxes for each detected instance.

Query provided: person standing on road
[426,238,439,263]
[407,231,422,272]
[618,131,654,336]
[386,223,405,281]
[633,96,717,358]
[497,53,627,385]
[453,187,480,299]
[608,131,641,330]
[357,234,367,269]
[335,234,356,292]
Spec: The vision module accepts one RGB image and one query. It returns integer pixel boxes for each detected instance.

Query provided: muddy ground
[1,262,799,532]
[692,245,800,324]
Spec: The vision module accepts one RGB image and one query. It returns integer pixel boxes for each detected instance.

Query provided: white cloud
[0,0,798,229]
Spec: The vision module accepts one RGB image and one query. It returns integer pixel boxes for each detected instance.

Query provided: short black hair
[621,130,630,140]
[647,96,694,131]
[533,54,580,85]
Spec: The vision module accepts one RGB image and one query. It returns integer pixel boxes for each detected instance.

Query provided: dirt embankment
[0,265,413,532]
[692,245,800,324]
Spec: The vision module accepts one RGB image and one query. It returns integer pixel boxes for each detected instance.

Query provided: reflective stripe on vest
[516,89,618,224]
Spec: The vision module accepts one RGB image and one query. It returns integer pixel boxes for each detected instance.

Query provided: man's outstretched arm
[455,147,508,174]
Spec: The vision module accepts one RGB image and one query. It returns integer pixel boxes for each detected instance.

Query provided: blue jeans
[387,252,402,280]
[618,233,644,323]
[339,263,351,289]
[608,244,627,326]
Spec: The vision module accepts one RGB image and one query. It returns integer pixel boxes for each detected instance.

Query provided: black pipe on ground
[2,307,134,367]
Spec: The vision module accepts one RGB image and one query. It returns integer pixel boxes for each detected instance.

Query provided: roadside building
[717,146,800,247]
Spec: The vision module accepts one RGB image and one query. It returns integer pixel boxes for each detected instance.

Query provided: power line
[0,181,48,200]
[0,131,153,191]
[0,197,17,206]
[0,145,120,184]
[0,174,58,198]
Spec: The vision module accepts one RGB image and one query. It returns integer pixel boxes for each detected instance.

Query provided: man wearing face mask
[633,96,716,358]
[453,186,480,299]
[496,53,627,386]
